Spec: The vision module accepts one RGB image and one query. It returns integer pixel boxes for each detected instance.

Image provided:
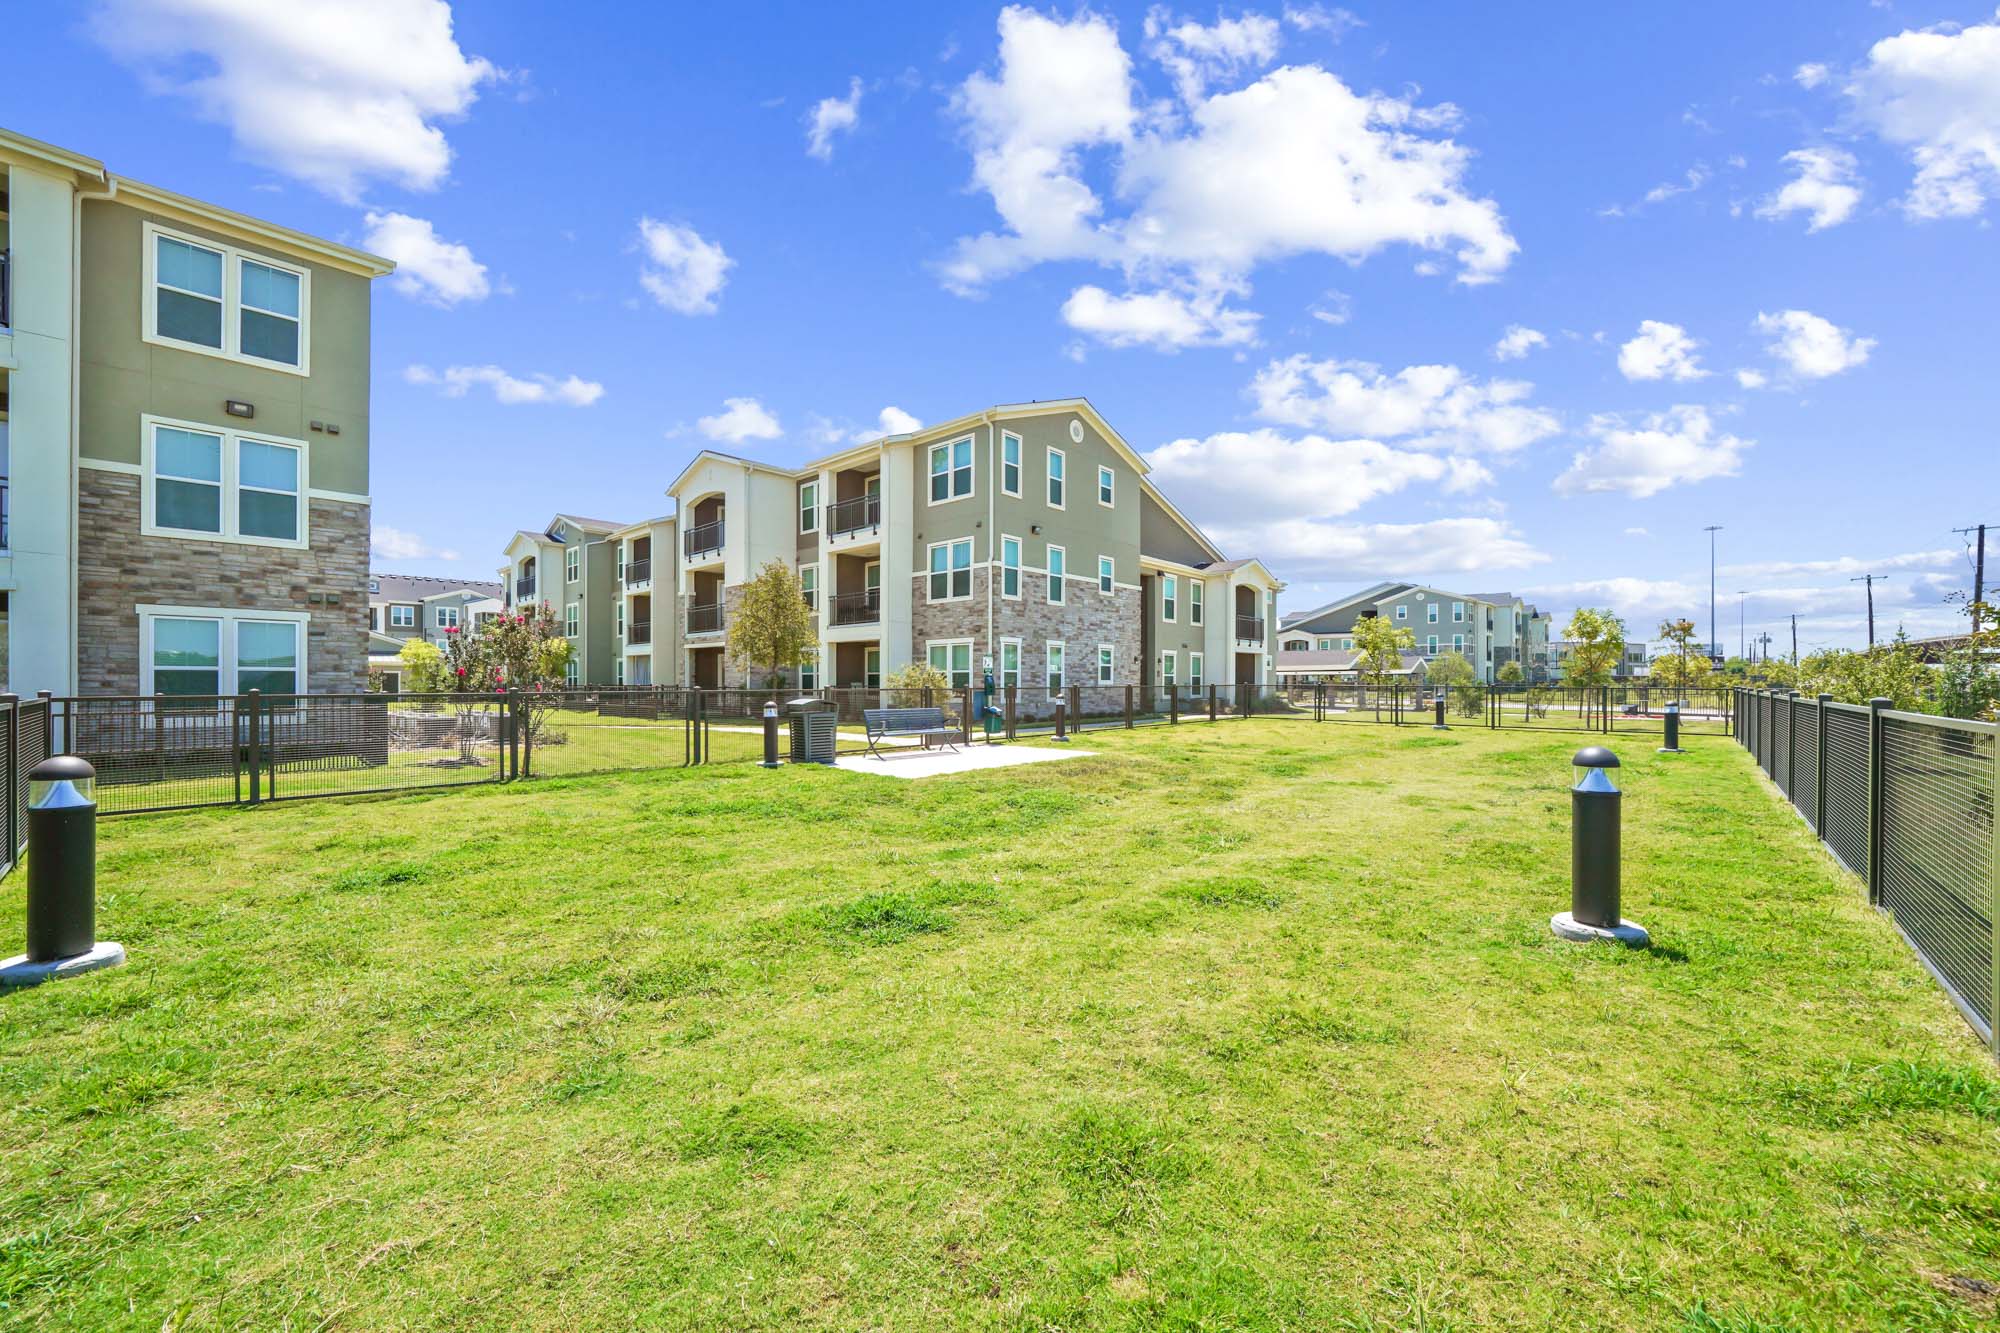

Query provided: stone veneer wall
[909,567,1143,695]
[681,582,786,689]
[76,470,370,695]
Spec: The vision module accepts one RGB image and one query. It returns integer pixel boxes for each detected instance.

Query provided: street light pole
[1703,525,1723,660]
[1736,590,1747,660]
[1850,574,1879,648]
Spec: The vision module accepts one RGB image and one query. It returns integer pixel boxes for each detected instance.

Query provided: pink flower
[456,667,467,677]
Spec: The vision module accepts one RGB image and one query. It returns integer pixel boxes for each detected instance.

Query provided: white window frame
[1046,447,1066,510]
[799,647,820,690]
[1097,555,1114,595]
[1427,634,1439,655]
[1453,601,1465,623]
[1189,652,1204,690]
[864,646,882,689]
[1162,651,1177,687]
[1046,640,1066,697]
[1190,580,1203,626]
[142,221,311,375]
[615,656,625,686]
[928,435,975,505]
[435,606,460,630]
[564,660,580,688]
[1001,431,1022,497]
[615,600,625,637]
[1453,634,1465,654]
[615,541,626,583]
[1161,573,1177,623]
[388,604,415,629]
[799,480,819,534]
[1396,605,1409,621]
[137,604,310,699]
[1096,644,1114,685]
[141,414,309,550]
[1427,602,1439,623]
[1001,535,1022,600]
[800,564,818,611]
[999,638,1021,689]
[927,538,975,603]
[1097,465,1114,508]
[926,638,975,688]
[566,602,581,638]
[1046,544,1066,605]
[566,546,581,583]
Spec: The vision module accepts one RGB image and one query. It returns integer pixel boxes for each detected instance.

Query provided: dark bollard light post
[760,699,780,769]
[1,757,127,987]
[1657,702,1684,754]
[1550,746,1651,947]
[1053,698,1069,742]
[1433,694,1448,730]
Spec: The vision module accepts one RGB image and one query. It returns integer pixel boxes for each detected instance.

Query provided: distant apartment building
[499,400,1281,695]
[1546,639,1652,681]
[364,573,504,689]
[1278,582,1555,684]
[1,127,391,698]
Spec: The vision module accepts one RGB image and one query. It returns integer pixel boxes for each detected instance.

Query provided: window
[615,657,625,686]
[564,660,580,688]
[927,640,974,688]
[1046,448,1066,508]
[929,436,973,502]
[146,224,309,372]
[1162,651,1177,687]
[566,602,581,637]
[1097,645,1114,685]
[800,649,819,690]
[799,480,819,534]
[389,605,415,628]
[1161,574,1177,622]
[1427,635,1439,655]
[1452,601,1465,622]
[141,608,306,699]
[1317,638,1332,651]
[566,546,580,582]
[1002,536,1022,599]
[801,565,818,611]
[1341,637,1353,651]
[145,418,304,547]
[1453,634,1465,654]
[615,600,624,636]
[436,606,460,630]
[1047,641,1066,696]
[1427,602,1439,623]
[1046,545,1065,604]
[1189,652,1204,690]
[1396,605,1408,621]
[928,539,973,601]
[1190,580,1203,626]
[864,647,882,689]
[1098,465,1114,507]
[1002,432,1021,496]
[1000,640,1021,688]
[1098,555,1114,595]
[368,606,380,632]
[616,542,626,582]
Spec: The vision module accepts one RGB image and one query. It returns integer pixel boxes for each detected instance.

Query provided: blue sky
[12,1,1998,652]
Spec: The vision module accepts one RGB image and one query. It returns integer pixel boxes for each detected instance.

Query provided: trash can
[787,696,838,765]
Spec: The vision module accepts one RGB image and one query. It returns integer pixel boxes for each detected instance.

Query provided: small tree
[436,624,499,764]
[885,660,952,697]
[398,638,447,694]
[1563,608,1626,687]
[1651,618,1713,694]
[1935,596,2000,722]
[1426,652,1484,717]
[1495,659,1525,685]
[728,559,817,690]
[479,604,573,745]
[1351,614,1416,718]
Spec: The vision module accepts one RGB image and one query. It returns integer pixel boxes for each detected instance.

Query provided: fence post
[1124,685,1134,729]
[1170,685,1179,725]
[1207,684,1217,722]
[1815,693,1832,835]
[245,690,262,804]
[962,687,973,746]
[1068,685,1081,733]
[3,695,17,866]
[1865,696,1889,906]
[1990,719,1999,1058]
[1005,684,1018,741]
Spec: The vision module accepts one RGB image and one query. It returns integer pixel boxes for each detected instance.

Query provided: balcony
[514,574,536,601]
[628,619,652,646]
[685,519,724,561]
[1,478,8,551]
[625,556,651,586]
[687,602,722,635]
[830,589,880,626]
[0,250,10,330]
[826,493,881,538]
[1236,615,1265,643]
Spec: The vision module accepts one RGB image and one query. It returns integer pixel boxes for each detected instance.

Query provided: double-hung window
[927,640,973,687]
[864,647,882,689]
[930,436,973,502]
[1002,432,1022,496]
[1001,536,1021,599]
[1189,652,1203,690]
[147,224,309,372]
[1097,645,1114,685]
[566,546,581,582]
[1453,634,1465,654]
[1000,641,1021,689]
[143,608,305,700]
[799,481,819,534]
[1098,465,1114,507]
[801,566,818,610]
[146,418,304,547]
[1161,574,1177,622]
[1427,602,1439,623]
[1046,448,1066,508]
[799,649,819,690]
[564,660,580,688]
[1098,555,1114,595]
[1190,580,1203,625]
[1452,601,1465,623]
[436,606,460,631]
[615,600,625,636]
[1396,605,1408,621]
[1047,642,1066,696]
[1162,651,1177,687]
[928,538,973,601]
[566,602,581,637]
[1427,634,1439,655]
[1046,545,1066,604]
[1318,638,1333,651]
[389,605,415,629]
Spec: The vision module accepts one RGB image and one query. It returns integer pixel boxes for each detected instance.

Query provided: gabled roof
[666,449,802,497]
[1274,648,1427,675]
[370,572,503,603]
[553,514,623,536]
[1280,582,1408,631]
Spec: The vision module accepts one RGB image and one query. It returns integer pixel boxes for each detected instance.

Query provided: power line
[1850,574,1881,647]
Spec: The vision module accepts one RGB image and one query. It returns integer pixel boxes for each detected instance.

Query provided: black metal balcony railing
[685,519,724,559]
[625,557,651,586]
[628,619,652,646]
[0,249,11,330]
[515,574,535,600]
[1236,614,1265,642]
[687,602,722,635]
[1,479,8,551]
[826,493,881,537]
[831,589,881,626]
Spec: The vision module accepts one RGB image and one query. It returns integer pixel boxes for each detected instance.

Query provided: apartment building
[649,399,1279,696]
[1547,639,1652,681]
[1279,582,1555,683]
[368,573,504,644]
[499,514,625,686]
[606,515,677,686]
[1,127,391,698]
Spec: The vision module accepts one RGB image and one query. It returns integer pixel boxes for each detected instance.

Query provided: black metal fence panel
[2,696,53,880]
[1823,705,1869,878]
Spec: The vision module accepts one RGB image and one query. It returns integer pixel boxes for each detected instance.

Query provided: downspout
[70,169,118,695]
[984,409,997,667]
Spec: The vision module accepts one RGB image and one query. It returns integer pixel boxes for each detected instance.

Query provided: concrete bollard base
[1656,746,1685,755]
[1550,912,1649,948]
[0,941,126,988]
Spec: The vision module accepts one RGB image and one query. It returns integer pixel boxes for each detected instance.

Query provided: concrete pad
[1550,911,1651,947]
[833,744,1095,780]
[0,941,127,988]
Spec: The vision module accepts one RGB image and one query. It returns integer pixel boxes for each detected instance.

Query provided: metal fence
[1736,688,1998,1054]
[2,694,53,880]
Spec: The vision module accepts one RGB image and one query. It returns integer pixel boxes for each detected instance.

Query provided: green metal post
[1815,693,1832,835]
[1990,716,1999,1056]
[246,690,262,805]
[1865,696,1889,906]
[1124,685,1134,729]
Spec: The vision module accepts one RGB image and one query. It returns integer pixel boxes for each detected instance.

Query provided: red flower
[456,666,467,677]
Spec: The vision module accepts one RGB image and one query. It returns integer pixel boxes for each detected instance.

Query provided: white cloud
[1794,62,1831,89]
[1723,548,1955,578]
[92,0,495,202]
[697,396,782,444]
[1145,428,1456,522]
[1524,577,1703,628]
[805,77,863,160]
[372,524,461,562]
[1617,320,1707,382]
[853,405,923,442]
[1308,289,1351,325]
[1755,147,1862,231]
[1283,4,1362,37]
[1623,527,1651,537]
[1224,516,1547,581]
[362,211,490,305]
[1754,309,1876,378]
[1143,7,1283,104]
[1554,405,1750,498]
[403,363,603,406]
[636,217,733,315]
[1251,355,1559,454]
[1061,284,1259,350]
[1846,14,2000,218]
[1492,325,1547,361]
[1735,368,1768,389]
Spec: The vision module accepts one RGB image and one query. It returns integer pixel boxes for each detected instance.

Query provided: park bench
[862,707,959,758]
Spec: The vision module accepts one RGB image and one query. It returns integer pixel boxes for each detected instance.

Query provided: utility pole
[1736,590,1748,660]
[1850,574,1879,648]
[1703,525,1723,659]
[1953,523,1990,634]
[1791,614,1798,665]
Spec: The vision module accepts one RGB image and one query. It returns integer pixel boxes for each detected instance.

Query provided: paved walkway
[832,744,1095,780]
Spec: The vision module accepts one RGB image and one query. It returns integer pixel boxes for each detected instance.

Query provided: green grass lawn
[3,722,1996,1330]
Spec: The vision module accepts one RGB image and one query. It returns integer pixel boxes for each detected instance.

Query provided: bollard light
[1053,699,1069,742]
[1657,702,1684,754]
[1550,746,1650,947]
[1433,695,1448,730]
[761,700,780,769]
[1,756,127,987]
